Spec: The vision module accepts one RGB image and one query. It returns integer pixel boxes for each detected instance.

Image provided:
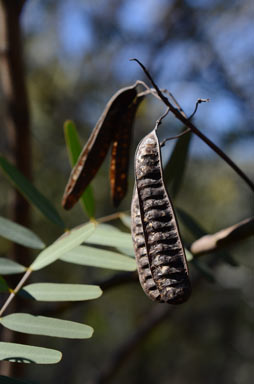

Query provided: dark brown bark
[0,1,31,229]
[0,0,31,377]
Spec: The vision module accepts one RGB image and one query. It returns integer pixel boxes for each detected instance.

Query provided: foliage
[0,1,253,384]
[0,153,136,363]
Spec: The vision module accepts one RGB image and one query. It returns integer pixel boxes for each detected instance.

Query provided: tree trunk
[0,0,31,377]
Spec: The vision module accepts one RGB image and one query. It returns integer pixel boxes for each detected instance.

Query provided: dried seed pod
[62,84,139,210]
[131,129,191,304]
[110,94,144,207]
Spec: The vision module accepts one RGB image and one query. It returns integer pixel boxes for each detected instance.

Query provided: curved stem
[160,128,191,147]
[131,58,254,192]
[0,269,32,317]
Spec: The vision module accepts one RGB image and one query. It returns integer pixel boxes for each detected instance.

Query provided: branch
[130,59,254,192]
[0,2,31,377]
[188,98,210,120]
[92,273,201,384]
[90,219,254,383]
[0,1,31,255]
[190,217,254,256]
[93,305,173,384]
[36,217,254,319]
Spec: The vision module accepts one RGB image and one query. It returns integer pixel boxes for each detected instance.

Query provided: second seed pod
[131,128,191,304]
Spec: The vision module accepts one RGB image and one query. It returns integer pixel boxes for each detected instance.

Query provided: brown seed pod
[62,84,139,210]
[110,94,144,207]
[131,129,191,304]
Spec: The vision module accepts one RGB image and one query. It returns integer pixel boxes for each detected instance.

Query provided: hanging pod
[62,83,143,210]
[110,93,144,207]
[131,128,191,304]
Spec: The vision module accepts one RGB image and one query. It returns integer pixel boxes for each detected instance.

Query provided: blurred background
[0,0,253,383]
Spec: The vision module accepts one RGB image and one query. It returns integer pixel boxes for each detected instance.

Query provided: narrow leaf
[85,224,133,253]
[30,222,95,271]
[192,259,216,283]
[0,258,26,275]
[0,216,45,249]
[61,245,136,271]
[0,314,93,339]
[176,207,206,239]
[116,247,135,258]
[0,156,65,229]
[22,283,102,302]
[185,248,193,262]
[0,276,9,292]
[218,251,238,267]
[64,120,95,218]
[0,342,62,364]
[178,209,237,266]
[164,131,192,198]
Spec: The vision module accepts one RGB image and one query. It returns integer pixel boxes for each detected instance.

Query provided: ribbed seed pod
[62,84,139,210]
[110,94,144,207]
[131,129,191,304]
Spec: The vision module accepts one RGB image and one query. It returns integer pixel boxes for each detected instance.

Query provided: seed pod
[131,129,191,304]
[110,94,144,207]
[62,84,139,210]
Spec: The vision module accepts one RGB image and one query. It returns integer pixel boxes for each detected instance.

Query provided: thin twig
[190,217,254,256]
[96,212,123,224]
[163,89,187,117]
[155,107,170,131]
[0,269,32,317]
[135,79,151,91]
[93,305,173,384]
[92,273,201,384]
[160,128,191,147]
[38,213,254,319]
[188,98,210,120]
[130,58,254,192]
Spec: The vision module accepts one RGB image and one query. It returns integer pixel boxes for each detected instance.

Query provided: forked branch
[130,58,254,192]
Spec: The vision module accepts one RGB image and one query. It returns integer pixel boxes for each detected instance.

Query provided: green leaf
[21,283,102,302]
[30,222,95,271]
[0,313,93,339]
[0,375,38,384]
[164,130,192,198]
[0,156,65,229]
[64,120,95,218]
[0,342,62,364]
[116,247,135,258]
[192,259,216,283]
[0,258,26,275]
[119,214,131,229]
[178,209,237,266]
[185,248,193,262]
[218,251,238,267]
[0,276,9,292]
[85,224,133,253]
[176,207,206,239]
[61,245,136,271]
[0,216,45,250]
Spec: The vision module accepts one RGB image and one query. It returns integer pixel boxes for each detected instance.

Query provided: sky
[21,0,253,160]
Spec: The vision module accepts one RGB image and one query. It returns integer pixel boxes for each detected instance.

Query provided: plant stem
[0,269,32,317]
[131,58,254,192]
